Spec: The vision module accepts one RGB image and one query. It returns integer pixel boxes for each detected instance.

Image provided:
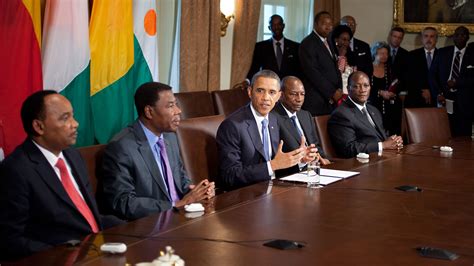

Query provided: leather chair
[78,144,106,194]
[212,89,249,116]
[175,91,216,119]
[404,107,451,144]
[314,115,338,159]
[176,115,225,184]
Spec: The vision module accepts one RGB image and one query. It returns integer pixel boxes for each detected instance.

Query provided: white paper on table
[320,168,360,178]
[279,173,342,186]
[445,99,454,114]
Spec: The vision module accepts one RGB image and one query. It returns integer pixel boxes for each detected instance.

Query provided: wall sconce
[220,0,235,37]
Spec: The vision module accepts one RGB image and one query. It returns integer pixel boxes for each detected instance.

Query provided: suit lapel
[297,111,311,141]
[163,134,184,196]
[313,32,334,61]
[134,122,171,201]
[269,113,279,158]
[275,103,300,143]
[347,101,384,140]
[266,39,279,70]
[367,106,387,140]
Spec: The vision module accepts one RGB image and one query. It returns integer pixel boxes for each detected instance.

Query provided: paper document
[320,168,360,178]
[445,99,454,114]
[280,173,342,186]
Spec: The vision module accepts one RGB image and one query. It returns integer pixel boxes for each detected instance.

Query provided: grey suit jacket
[216,104,279,190]
[328,99,387,158]
[101,120,191,220]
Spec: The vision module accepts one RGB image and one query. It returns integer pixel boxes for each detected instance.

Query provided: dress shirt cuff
[399,91,408,96]
[378,142,383,152]
[267,161,275,179]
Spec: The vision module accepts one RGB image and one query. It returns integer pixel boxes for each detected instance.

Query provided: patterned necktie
[290,115,303,137]
[426,51,432,68]
[157,138,179,202]
[262,118,270,161]
[361,107,376,128]
[56,158,99,233]
[451,51,461,81]
[275,42,283,70]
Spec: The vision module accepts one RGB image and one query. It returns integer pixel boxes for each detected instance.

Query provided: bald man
[340,15,373,77]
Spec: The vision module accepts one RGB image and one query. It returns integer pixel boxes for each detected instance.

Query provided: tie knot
[392,49,396,55]
[157,138,165,149]
[262,118,268,128]
[276,41,281,47]
[56,158,67,171]
[456,51,461,56]
[427,51,431,55]
[291,115,297,122]
[361,107,367,115]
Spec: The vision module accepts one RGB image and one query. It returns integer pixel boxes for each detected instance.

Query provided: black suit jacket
[352,38,374,77]
[247,38,301,80]
[0,139,102,260]
[430,45,474,121]
[299,31,342,116]
[101,120,191,221]
[272,102,325,177]
[328,99,387,158]
[216,104,279,190]
[405,47,438,107]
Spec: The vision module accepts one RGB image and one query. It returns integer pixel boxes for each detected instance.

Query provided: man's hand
[382,135,403,150]
[270,139,305,171]
[421,89,431,104]
[447,79,456,88]
[380,90,396,101]
[301,143,318,164]
[332,89,343,102]
[175,179,215,208]
[437,94,446,106]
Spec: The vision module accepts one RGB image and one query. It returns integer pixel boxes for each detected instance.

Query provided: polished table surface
[8,139,474,265]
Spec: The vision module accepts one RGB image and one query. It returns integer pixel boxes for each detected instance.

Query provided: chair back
[212,89,249,116]
[404,107,451,144]
[176,115,225,183]
[314,115,338,158]
[78,144,106,194]
[175,91,215,119]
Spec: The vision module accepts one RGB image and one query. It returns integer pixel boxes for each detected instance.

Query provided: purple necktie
[157,138,179,202]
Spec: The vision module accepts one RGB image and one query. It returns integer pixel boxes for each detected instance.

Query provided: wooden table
[8,139,474,265]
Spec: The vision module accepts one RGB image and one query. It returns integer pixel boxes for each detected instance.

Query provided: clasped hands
[270,136,330,171]
[175,179,215,208]
[382,135,404,150]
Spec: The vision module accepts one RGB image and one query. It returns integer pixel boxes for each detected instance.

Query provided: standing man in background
[247,15,301,80]
[340,15,373,77]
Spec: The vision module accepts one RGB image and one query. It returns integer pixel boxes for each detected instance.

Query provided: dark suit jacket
[328,99,387,158]
[352,38,374,77]
[216,104,279,190]
[101,120,191,221]
[299,31,342,116]
[430,45,474,121]
[247,38,301,80]
[0,139,102,260]
[272,102,325,177]
[390,46,409,80]
[405,47,438,107]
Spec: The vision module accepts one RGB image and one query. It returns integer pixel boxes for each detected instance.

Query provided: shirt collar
[348,96,366,112]
[32,140,65,167]
[313,29,327,43]
[454,46,466,55]
[280,102,296,117]
[250,104,269,124]
[139,120,162,147]
[424,48,435,54]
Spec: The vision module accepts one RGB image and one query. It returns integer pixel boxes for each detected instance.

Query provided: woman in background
[369,41,402,135]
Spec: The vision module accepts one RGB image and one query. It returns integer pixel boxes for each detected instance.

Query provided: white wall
[220,19,235,90]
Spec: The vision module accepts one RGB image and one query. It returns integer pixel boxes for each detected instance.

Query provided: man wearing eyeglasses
[328,71,403,158]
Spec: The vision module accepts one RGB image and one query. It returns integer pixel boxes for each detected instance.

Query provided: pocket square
[467,65,474,69]
[358,52,366,56]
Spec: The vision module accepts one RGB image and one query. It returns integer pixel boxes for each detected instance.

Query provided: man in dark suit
[387,27,410,98]
[101,82,215,221]
[405,27,438,107]
[217,70,311,190]
[247,14,300,80]
[0,91,104,260]
[273,76,331,177]
[340,15,373,77]
[300,11,342,116]
[328,71,403,158]
[431,26,474,136]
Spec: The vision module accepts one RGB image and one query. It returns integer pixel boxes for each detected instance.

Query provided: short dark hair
[269,14,284,25]
[390,27,405,35]
[250,70,281,89]
[332,24,353,40]
[422,26,438,36]
[21,90,58,136]
[280,76,301,92]
[134,82,173,117]
[347,71,369,89]
[314,11,331,24]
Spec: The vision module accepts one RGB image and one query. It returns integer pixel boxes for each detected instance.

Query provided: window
[262,4,286,40]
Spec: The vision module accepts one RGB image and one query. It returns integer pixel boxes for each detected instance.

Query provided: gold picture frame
[393,0,474,36]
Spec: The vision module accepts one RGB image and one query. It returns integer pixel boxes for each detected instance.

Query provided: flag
[0,0,42,155]
[134,0,159,82]
[42,0,95,147]
[90,0,155,144]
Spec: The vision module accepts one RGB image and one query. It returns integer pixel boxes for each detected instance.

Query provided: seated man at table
[101,82,215,221]
[328,71,403,158]
[216,70,315,190]
[272,76,331,177]
[0,91,110,260]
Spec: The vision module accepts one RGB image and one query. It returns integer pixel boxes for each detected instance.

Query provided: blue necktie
[262,118,270,161]
[426,51,432,68]
[290,115,303,137]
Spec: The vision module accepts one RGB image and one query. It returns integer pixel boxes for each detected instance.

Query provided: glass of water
[306,160,321,188]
